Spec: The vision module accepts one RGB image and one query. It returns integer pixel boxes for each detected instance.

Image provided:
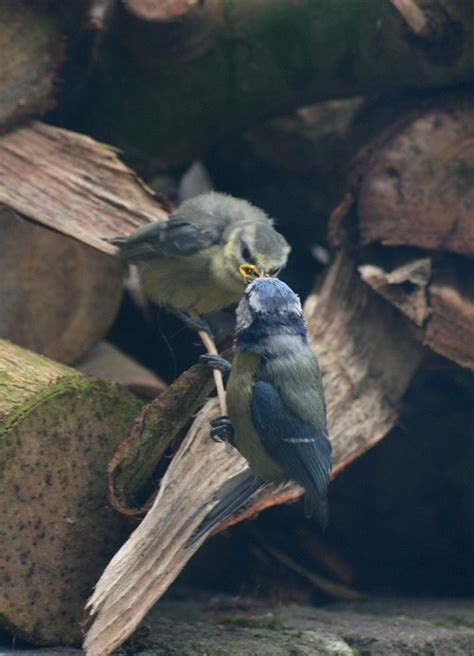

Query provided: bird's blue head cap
[235,277,307,352]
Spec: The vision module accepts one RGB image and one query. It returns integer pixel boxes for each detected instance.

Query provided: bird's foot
[200,354,232,376]
[165,306,212,334]
[210,415,235,445]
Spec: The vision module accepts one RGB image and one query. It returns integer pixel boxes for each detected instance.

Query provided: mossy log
[0,340,142,646]
[84,252,424,656]
[86,0,474,165]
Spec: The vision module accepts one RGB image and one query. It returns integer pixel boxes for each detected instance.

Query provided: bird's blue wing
[251,381,332,523]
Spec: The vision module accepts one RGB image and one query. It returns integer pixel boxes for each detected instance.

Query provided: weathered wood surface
[0,340,142,645]
[0,2,75,129]
[87,0,474,165]
[360,255,474,370]
[0,122,170,363]
[84,252,423,656]
[0,122,168,255]
[0,209,122,364]
[330,93,474,257]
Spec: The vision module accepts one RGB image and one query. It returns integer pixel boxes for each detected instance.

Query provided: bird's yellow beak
[239,263,262,281]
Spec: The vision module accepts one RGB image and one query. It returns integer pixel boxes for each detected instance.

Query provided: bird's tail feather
[186,469,266,547]
[104,236,126,245]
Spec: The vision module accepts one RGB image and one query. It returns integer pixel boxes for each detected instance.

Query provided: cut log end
[0,340,142,645]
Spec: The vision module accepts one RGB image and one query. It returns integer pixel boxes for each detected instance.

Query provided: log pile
[0,0,473,653]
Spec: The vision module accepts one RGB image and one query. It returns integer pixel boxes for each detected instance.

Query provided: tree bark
[84,252,423,656]
[0,339,142,645]
[85,0,474,166]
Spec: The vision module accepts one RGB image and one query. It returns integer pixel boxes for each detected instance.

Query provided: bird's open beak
[239,263,261,281]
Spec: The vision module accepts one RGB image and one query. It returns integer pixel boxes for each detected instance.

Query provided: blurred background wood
[0,1,84,129]
[76,341,167,398]
[81,0,474,167]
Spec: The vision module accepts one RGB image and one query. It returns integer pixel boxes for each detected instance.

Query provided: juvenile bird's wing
[115,212,225,261]
[186,469,265,547]
[251,381,332,524]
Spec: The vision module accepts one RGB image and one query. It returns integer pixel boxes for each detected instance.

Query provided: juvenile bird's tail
[104,236,126,246]
[186,469,266,547]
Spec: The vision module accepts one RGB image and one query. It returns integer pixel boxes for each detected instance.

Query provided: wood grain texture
[0,122,167,255]
[84,253,423,656]
[359,255,474,370]
[357,93,474,257]
[88,0,474,166]
[425,263,474,370]
[0,340,142,645]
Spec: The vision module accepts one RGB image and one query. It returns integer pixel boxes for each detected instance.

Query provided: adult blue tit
[189,277,332,544]
[110,192,291,332]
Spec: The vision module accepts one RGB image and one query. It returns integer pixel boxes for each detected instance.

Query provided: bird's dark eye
[269,267,281,277]
[241,245,252,262]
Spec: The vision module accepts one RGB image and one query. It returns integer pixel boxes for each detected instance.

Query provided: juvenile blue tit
[189,278,332,544]
[111,192,290,332]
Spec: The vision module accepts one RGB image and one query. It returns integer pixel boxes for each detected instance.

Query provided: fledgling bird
[111,191,291,333]
[189,277,332,544]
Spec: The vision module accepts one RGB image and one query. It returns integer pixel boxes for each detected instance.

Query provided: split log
[0,122,168,363]
[86,0,474,165]
[359,254,474,370]
[0,339,142,645]
[330,92,474,257]
[328,92,474,369]
[0,122,168,254]
[84,252,423,656]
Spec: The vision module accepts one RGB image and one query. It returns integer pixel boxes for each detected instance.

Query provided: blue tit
[189,277,332,544]
[110,192,290,333]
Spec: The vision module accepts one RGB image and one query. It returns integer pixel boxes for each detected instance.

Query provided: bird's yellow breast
[137,246,244,315]
[227,350,286,482]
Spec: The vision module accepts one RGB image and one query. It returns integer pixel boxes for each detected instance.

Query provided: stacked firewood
[0,1,472,652]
